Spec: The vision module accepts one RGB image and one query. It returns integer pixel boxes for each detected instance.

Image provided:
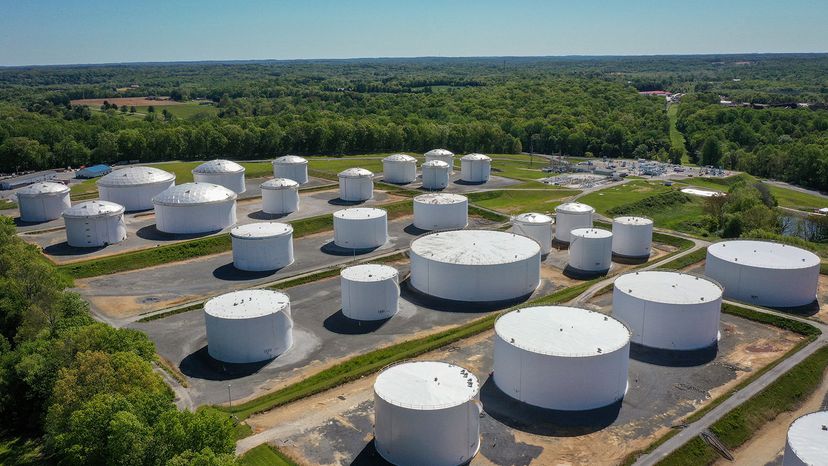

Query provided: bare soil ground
[70,97,183,106]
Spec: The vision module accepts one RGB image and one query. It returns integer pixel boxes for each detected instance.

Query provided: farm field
[577,180,673,214]
[467,188,579,214]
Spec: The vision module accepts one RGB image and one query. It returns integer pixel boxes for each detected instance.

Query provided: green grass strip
[656,247,708,270]
[239,444,298,466]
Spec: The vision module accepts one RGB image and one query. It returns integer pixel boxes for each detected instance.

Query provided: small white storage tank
[424,148,455,173]
[382,154,417,184]
[341,264,399,321]
[413,193,468,231]
[272,155,309,185]
[333,207,387,249]
[231,223,294,272]
[512,213,553,255]
[203,290,292,364]
[612,216,654,259]
[97,166,175,212]
[63,200,126,248]
[421,160,451,190]
[460,153,491,183]
[16,182,71,222]
[261,178,300,215]
[152,182,237,234]
[494,306,631,411]
[410,230,541,302]
[192,159,246,194]
[705,240,820,307]
[554,202,595,243]
[613,271,723,350]
[569,228,613,274]
[338,168,374,202]
[783,411,828,466]
[374,361,480,466]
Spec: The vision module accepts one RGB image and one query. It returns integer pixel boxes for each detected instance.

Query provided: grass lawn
[667,104,690,164]
[577,180,674,214]
[239,444,298,466]
[766,184,827,211]
[467,188,579,215]
[0,199,17,210]
[488,153,552,181]
[133,102,218,119]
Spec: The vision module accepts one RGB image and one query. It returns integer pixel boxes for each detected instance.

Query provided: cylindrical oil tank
[554,202,595,243]
[421,160,451,190]
[192,159,246,194]
[413,193,468,231]
[424,148,455,173]
[231,222,294,272]
[460,153,491,183]
[613,271,723,350]
[152,182,237,234]
[338,168,374,202]
[512,212,553,255]
[382,154,417,184]
[63,200,126,247]
[97,166,175,212]
[272,155,309,185]
[705,240,820,307]
[16,182,71,222]
[494,306,631,411]
[612,216,653,258]
[261,178,300,214]
[203,290,293,364]
[341,264,399,321]
[569,228,613,274]
[410,230,541,302]
[374,361,480,466]
[783,411,828,466]
[333,207,387,249]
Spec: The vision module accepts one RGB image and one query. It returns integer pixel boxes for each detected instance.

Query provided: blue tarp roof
[80,164,111,174]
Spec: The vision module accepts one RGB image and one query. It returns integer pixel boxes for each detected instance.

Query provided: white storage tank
[783,411,828,466]
[338,168,374,202]
[460,153,491,183]
[613,271,723,350]
[568,228,613,274]
[261,178,300,215]
[512,213,553,255]
[97,166,175,212]
[152,182,237,234]
[192,159,246,194]
[203,290,293,364]
[63,200,126,248]
[612,216,654,259]
[231,223,294,272]
[554,202,595,243]
[494,306,631,411]
[272,155,309,185]
[333,207,388,249]
[421,160,451,190]
[424,148,455,173]
[374,361,480,466]
[705,240,820,307]
[16,182,71,222]
[382,154,417,184]
[413,193,468,231]
[341,264,399,321]
[410,230,541,302]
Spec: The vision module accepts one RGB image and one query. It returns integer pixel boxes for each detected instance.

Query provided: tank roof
[411,230,540,265]
[204,289,290,319]
[425,149,454,157]
[63,200,124,218]
[556,202,595,214]
[273,155,308,165]
[708,240,820,270]
[614,271,722,305]
[152,182,237,206]
[97,166,175,187]
[333,207,387,220]
[514,212,553,224]
[192,159,245,174]
[461,153,491,161]
[613,216,653,226]
[383,153,416,162]
[231,222,292,239]
[338,167,373,178]
[571,228,613,239]
[341,264,398,282]
[414,193,467,205]
[16,181,69,197]
[374,361,479,410]
[786,411,828,465]
[260,178,299,190]
[422,160,450,168]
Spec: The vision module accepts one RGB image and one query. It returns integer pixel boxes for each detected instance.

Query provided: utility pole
[228,383,232,408]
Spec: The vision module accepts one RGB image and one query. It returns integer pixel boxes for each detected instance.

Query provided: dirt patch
[85,294,198,319]
[70,97,183,106]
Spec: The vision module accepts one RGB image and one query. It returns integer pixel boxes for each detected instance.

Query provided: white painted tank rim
[382,154,417,162]
[260,178,300,190]
[273,155,308,165]
[571,227,613,239]
[613,216,654,225]
[192,159,246,174]
[413,193,468,204]
[338,168,374,178]
[422,160,450,167]
[152,182,238,206]
[15,182,70,197]
[374,360,479,410]
[555,202,595,214]
[410,229,540,265]
[97,166,176,187]
[230,222,293,239]
[707,239,820,269]
[333,207,387,219]
[614,270,723,304]
[62,200,125,218]
[785,410,828,464]
[513,212,553,224]
[204,289,290,319]
[341,264,398,282]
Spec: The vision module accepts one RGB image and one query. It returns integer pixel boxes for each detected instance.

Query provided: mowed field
[70,97,184,106]
[71,98,219,120]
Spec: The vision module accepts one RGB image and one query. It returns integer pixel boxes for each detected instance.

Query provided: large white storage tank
[421,160,451,190]
[568,228,613,274]
[783,411,828,466]
[424,148,455,173]
[382,154,417,184]
[341,264,399,321]
[260,178,300,215]
[203,290,293,364]
[16,182,71,222]
[613,271,723,350]
[338,168,374,202]
[231,223,294,272]
[374,361,480,466]
[192,159,246,194]
[410,230,541,302]
[272,155,309,185]
[512,212,553,255]
[612,216,654,259]
[460,153,491,183]
[705,240,820,307]
[554,202,595,243]
[152,182,237,234]
[494,306,631,411]
[413,193,468,231]
[63,200,126,248]
[97,166,175,212]
[333,207,387,249]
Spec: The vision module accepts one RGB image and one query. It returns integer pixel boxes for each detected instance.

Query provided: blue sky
[1,0,826,66]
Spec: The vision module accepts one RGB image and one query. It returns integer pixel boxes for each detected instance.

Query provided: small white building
[424,149,455,173]
[152,182,237,234]
[382,154,417,184]
[272,155,309,184]
[97,166,175,212]
[231,223,294,272]
[16,182,71,222]
[63,200,126,247]
[460,153,491,183]
[192,159,246,194]
[512,212,553,255]
[568,228,613,274]
[554,202,595,243]
[341,264,399,321]
[421,160,451,190]
[260,178,300,215]
[338,168,374,202]
[333,207,388,249]
[413,193,468,231]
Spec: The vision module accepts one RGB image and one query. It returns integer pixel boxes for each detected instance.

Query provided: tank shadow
[320,241,380,256]
[350,440,394,466]
[323,310,391,335]
[212,263,279,281]
[550,239,570,250]
[402,224,430,236]
[768,299,820,317]
[136,224,215,241]
[400,279,531,313]
[611,254,649,265]
[416,186,447,192]
[453,179,487,186]
[43,241,105,256]
[328,198,367,206]
[179,346,271,380]
[629,342,718,367]
[247,210,289,220]
[13,217,52,227]
[562,265,609,280]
